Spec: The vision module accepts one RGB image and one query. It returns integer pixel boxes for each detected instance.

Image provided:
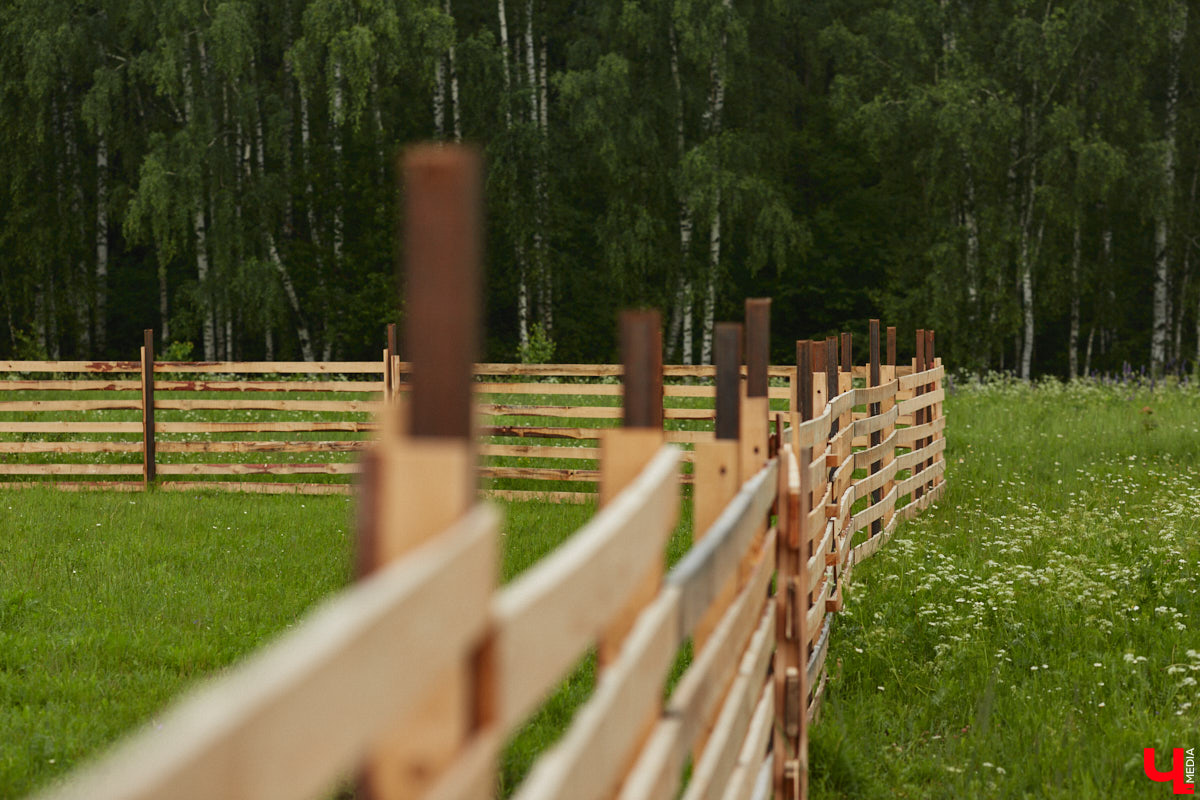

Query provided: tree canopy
[0,0,1196,376]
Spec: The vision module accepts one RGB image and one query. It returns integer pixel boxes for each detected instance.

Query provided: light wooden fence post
[690,321,746,761]
[773,442,805,800]
[597,309,665,669]
[869,320,882,537]
[926,329,937,496]
[914,329,926,501]
[141,329,156,488]
[358,144,492,800]
[383,323,397,405]
[883,325,898,528]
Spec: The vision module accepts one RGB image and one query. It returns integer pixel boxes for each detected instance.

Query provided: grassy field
[4,376,1198,798]
[811,376,1200,798]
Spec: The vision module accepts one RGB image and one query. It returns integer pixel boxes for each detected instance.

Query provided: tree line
[0,0,1196,377]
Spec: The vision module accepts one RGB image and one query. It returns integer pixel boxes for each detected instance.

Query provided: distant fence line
[0,342,937,502]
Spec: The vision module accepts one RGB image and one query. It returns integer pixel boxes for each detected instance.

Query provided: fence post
[926,329,937,497]
[774,442,806,800]
[914,329,926,501]
[884,326,898,529]
[692,322,742,651]
[141,329,155,488]
[383,323,397,405]
[358,144,489,800]
[597,310,665,669]
[742,299,771,481]
[869,320,882,537]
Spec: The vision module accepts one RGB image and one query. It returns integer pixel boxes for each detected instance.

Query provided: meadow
[2,376,1198,798]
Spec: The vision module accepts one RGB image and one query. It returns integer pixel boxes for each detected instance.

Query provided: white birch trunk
[1068,216,1082,380]
[159,265,170,344]
[497,0,513,129]
[184,42,216,362]
[498,0,527,349]
[682,280,694,365]
[699,3,730,365]
[266,236,316,361]
[446,0,462,142]
[433,54,446,138]
[669,22,695,362]
[1152,1,1187,375]
[95,131,108,353]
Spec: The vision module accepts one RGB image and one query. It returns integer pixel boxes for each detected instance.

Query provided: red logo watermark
[1144,748,1196,795]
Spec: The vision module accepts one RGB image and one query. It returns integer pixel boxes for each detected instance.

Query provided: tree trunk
[267,236,316,361]
[447,0,462,142]
[1152,0,1187,376]
[498,0,527,349]
[682,280,694,365]
[95,131,108,354]
[1068,215,1082,380]
[433,51,446,138]
[159,265,170,345]
[699,3,730,365]
[669,22,694,363]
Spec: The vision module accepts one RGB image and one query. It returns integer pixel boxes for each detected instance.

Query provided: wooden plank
[896,365,944,391]
[0,361,142,373]
[0,441,142,454]
[152,362,384,374]
[0,400,143,412]
[478,404,712,421]
[853,379,898,406]
[895,438,946,472]
[852,430,898,471]
[153,399,380,413]
[894,460,946,498]
[693,440,741,536]
[494,446,679,729]
[142,333,155,487]
[0,464,144,476]
[474,382,622,396]
[156,463,362,476]
[484,427,713,444]
[33,505,496,800]
[848,486,898,535]
[667,460,778,636]
[0,481,144,492]
[0,380,141,391]
[159,482,355,496]
[155,380,385,393]
[156,441,370,454]
[894,416,946,447]
[479,444,599,460]
[511,589,681,800]
[897,388,944,417]
[851,405,898,438]
[681,606,775,800]
[719,684,774,800]
[481,466,599,482]
[155,421,379,434]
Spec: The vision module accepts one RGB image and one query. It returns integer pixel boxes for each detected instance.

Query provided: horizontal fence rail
[0,349,798,499]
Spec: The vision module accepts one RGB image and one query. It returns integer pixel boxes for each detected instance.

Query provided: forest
[0,0,1196,376]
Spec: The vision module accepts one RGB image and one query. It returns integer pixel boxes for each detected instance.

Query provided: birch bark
[1152,0,1187,375]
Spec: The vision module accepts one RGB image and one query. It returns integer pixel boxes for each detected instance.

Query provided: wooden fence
[0,350,797,500]
[24,147,945,800]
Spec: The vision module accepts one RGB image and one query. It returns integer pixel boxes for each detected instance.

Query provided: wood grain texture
[494,446,679,729]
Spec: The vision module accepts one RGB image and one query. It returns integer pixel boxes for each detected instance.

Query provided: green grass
[8,376,1197,798]
[811,376,1200,799]
[0,489,357,797]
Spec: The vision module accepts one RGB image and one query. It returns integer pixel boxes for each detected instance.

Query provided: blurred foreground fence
[24,147,945,800]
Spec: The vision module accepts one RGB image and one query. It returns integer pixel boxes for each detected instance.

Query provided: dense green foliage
[0,0,1197,375]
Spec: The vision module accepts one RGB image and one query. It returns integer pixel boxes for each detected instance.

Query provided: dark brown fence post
[141,329,156,488]
[869,320,882,537]
[743,299,771,479]
[598,310,666,667]
[359,144,485,800]
[693,322,743,651]
[797,341,813,422]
